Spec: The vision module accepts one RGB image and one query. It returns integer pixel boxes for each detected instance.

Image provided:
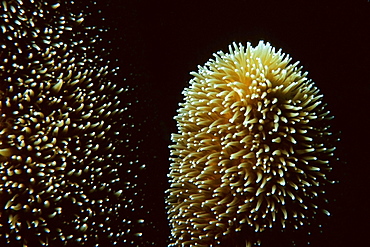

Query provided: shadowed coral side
[0,0,140,246]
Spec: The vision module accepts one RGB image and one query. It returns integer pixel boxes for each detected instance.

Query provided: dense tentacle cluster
[0,0,147,246]
[167,41,336,246]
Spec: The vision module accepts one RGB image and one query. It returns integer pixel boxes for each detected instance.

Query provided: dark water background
[84,0,369,246]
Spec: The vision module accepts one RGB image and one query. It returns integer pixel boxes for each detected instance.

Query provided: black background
[92,0,370,246]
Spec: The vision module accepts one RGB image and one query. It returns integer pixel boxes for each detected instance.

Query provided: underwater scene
[0,0,369,246]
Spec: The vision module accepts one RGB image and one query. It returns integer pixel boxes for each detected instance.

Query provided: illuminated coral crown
[167,41,336,246]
